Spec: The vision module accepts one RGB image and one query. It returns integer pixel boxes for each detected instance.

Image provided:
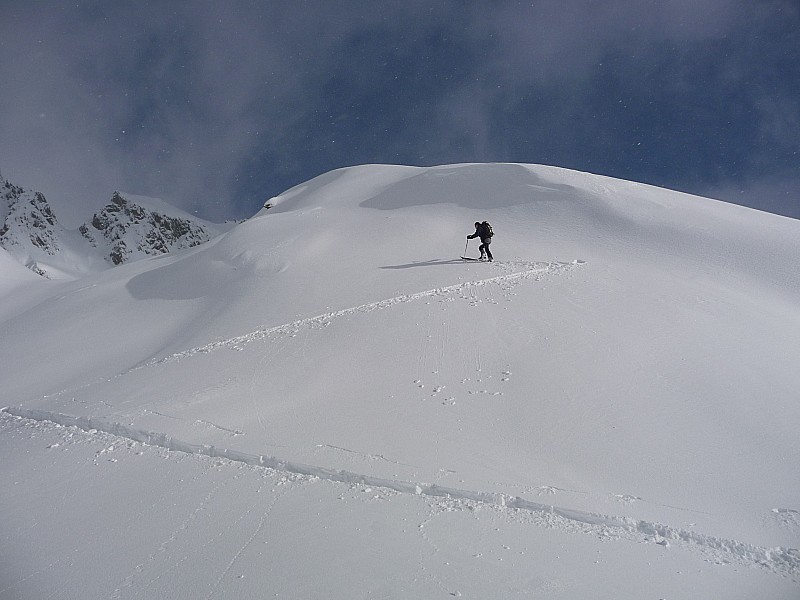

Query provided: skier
[467,221,493,261]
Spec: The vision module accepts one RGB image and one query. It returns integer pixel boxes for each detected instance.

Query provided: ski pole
[464,239,469,256]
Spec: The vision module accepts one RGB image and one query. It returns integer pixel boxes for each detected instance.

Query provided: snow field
[2,163,799,598]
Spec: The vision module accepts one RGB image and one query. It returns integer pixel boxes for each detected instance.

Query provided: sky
[1,0,798,225]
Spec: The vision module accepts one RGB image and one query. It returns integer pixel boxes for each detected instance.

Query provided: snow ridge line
[4,406,798,580]
[143,260,580,367]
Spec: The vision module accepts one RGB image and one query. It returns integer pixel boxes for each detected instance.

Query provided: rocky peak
[1,171,222,279]
[0,176,63,276]
[80,191,215,265]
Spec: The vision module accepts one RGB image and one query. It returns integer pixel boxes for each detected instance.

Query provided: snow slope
[1,163,799,599]
[0,246,53,322]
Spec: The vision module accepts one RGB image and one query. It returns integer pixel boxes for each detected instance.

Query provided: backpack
[481,221,494,238]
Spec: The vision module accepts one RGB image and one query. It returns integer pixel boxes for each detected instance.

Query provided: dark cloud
[1,0,797,224]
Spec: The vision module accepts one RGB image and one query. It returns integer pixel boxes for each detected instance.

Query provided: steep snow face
[79,191,220,265]
[1,163,799,598]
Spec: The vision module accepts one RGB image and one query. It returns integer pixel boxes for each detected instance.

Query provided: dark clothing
[467,222,492,244]
[479,239,493,261]
[467,223,493,260]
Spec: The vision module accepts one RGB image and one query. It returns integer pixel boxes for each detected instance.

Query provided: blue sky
[1,1,798,224]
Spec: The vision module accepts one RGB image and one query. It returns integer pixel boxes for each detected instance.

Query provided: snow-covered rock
[0,172,225,278]
[0,177,63,276]
[79,191,218,265]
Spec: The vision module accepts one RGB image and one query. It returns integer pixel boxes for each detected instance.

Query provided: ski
[461,256,480,261]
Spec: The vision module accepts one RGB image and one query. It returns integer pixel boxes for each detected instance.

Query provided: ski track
[3,406,798,582]
[143,260,581,368]
[32,260,581,406]
[6,259,800,580]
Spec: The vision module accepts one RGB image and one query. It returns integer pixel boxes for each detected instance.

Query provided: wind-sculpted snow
[4,406,798,581]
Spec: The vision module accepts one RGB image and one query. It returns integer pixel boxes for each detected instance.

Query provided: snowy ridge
[4,406,798,580]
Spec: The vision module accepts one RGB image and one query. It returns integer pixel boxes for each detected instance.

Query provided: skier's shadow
[380,258,466,269]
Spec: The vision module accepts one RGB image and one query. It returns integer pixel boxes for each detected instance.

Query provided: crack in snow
[5,406,798,581]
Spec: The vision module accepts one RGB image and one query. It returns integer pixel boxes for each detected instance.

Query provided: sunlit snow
[1,163,798,599]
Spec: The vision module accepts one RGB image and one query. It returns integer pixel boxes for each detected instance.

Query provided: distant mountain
[0,172,225,279]
[0,175,65,277]
[78,191,219,266]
